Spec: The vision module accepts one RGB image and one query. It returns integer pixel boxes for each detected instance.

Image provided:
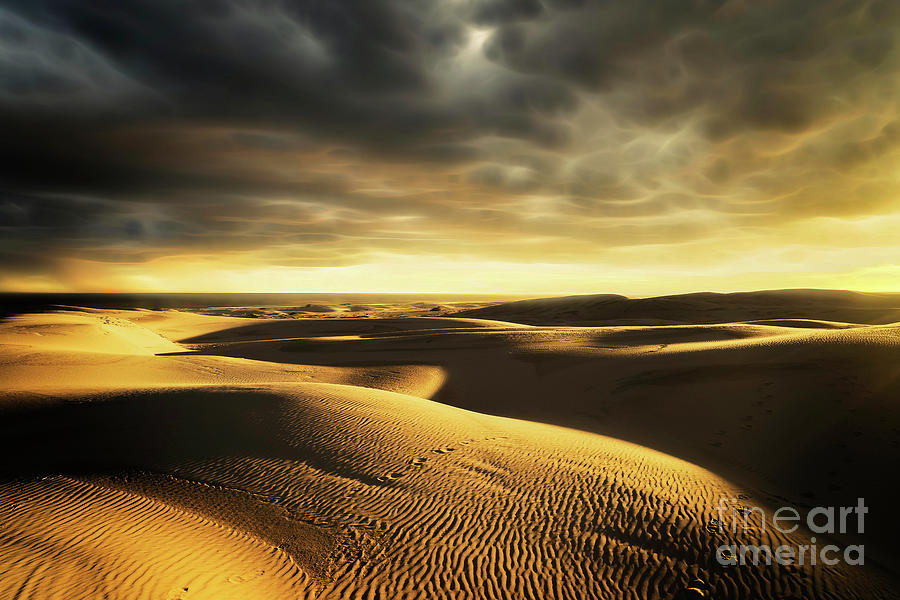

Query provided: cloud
[3,0,900,291]
[0,7,149,111]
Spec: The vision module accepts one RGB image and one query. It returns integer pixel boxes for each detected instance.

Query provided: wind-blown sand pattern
[2,292,899,599]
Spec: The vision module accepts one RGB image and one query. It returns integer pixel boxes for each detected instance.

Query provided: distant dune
[1,293,899,598]
[458,289,900,326]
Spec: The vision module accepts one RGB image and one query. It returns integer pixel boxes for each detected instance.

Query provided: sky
[2,0,900,295]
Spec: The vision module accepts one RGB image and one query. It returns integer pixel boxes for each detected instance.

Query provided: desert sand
[1,290,899,599]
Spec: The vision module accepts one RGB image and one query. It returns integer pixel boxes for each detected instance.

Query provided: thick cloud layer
[2,0,900,292]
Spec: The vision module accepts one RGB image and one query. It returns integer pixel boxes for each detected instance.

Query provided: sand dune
[459,289,900,326]
[1,297,899,598]
[158,315,900,568]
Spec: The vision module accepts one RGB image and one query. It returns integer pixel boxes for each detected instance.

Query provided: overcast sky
[3,0,900,293]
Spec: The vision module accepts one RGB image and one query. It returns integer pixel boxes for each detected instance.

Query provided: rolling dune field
[2,291,899,599]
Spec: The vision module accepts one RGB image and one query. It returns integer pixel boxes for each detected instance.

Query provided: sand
[1,291,899,599]
[458,289,900,325]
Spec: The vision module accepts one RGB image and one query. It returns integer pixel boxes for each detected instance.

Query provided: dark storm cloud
[2,0,891,189]
[0,0,583,192]
[481,0,898,133]
[468,0,546,26]
[3,0,900,289]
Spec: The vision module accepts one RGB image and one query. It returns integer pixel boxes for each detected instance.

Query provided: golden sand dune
[1,301,899,599]
[0,311,185,355]
[153,315,900,568]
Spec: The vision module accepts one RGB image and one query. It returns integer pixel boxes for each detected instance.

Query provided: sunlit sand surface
[1,291,899,599]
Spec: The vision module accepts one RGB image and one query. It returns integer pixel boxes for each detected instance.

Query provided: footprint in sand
[704,520,722,534]
[408,457,427,467]
[225,569,264,584]
[376,471,407,482]
[166,585,190,600]
[432,446,456,454]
